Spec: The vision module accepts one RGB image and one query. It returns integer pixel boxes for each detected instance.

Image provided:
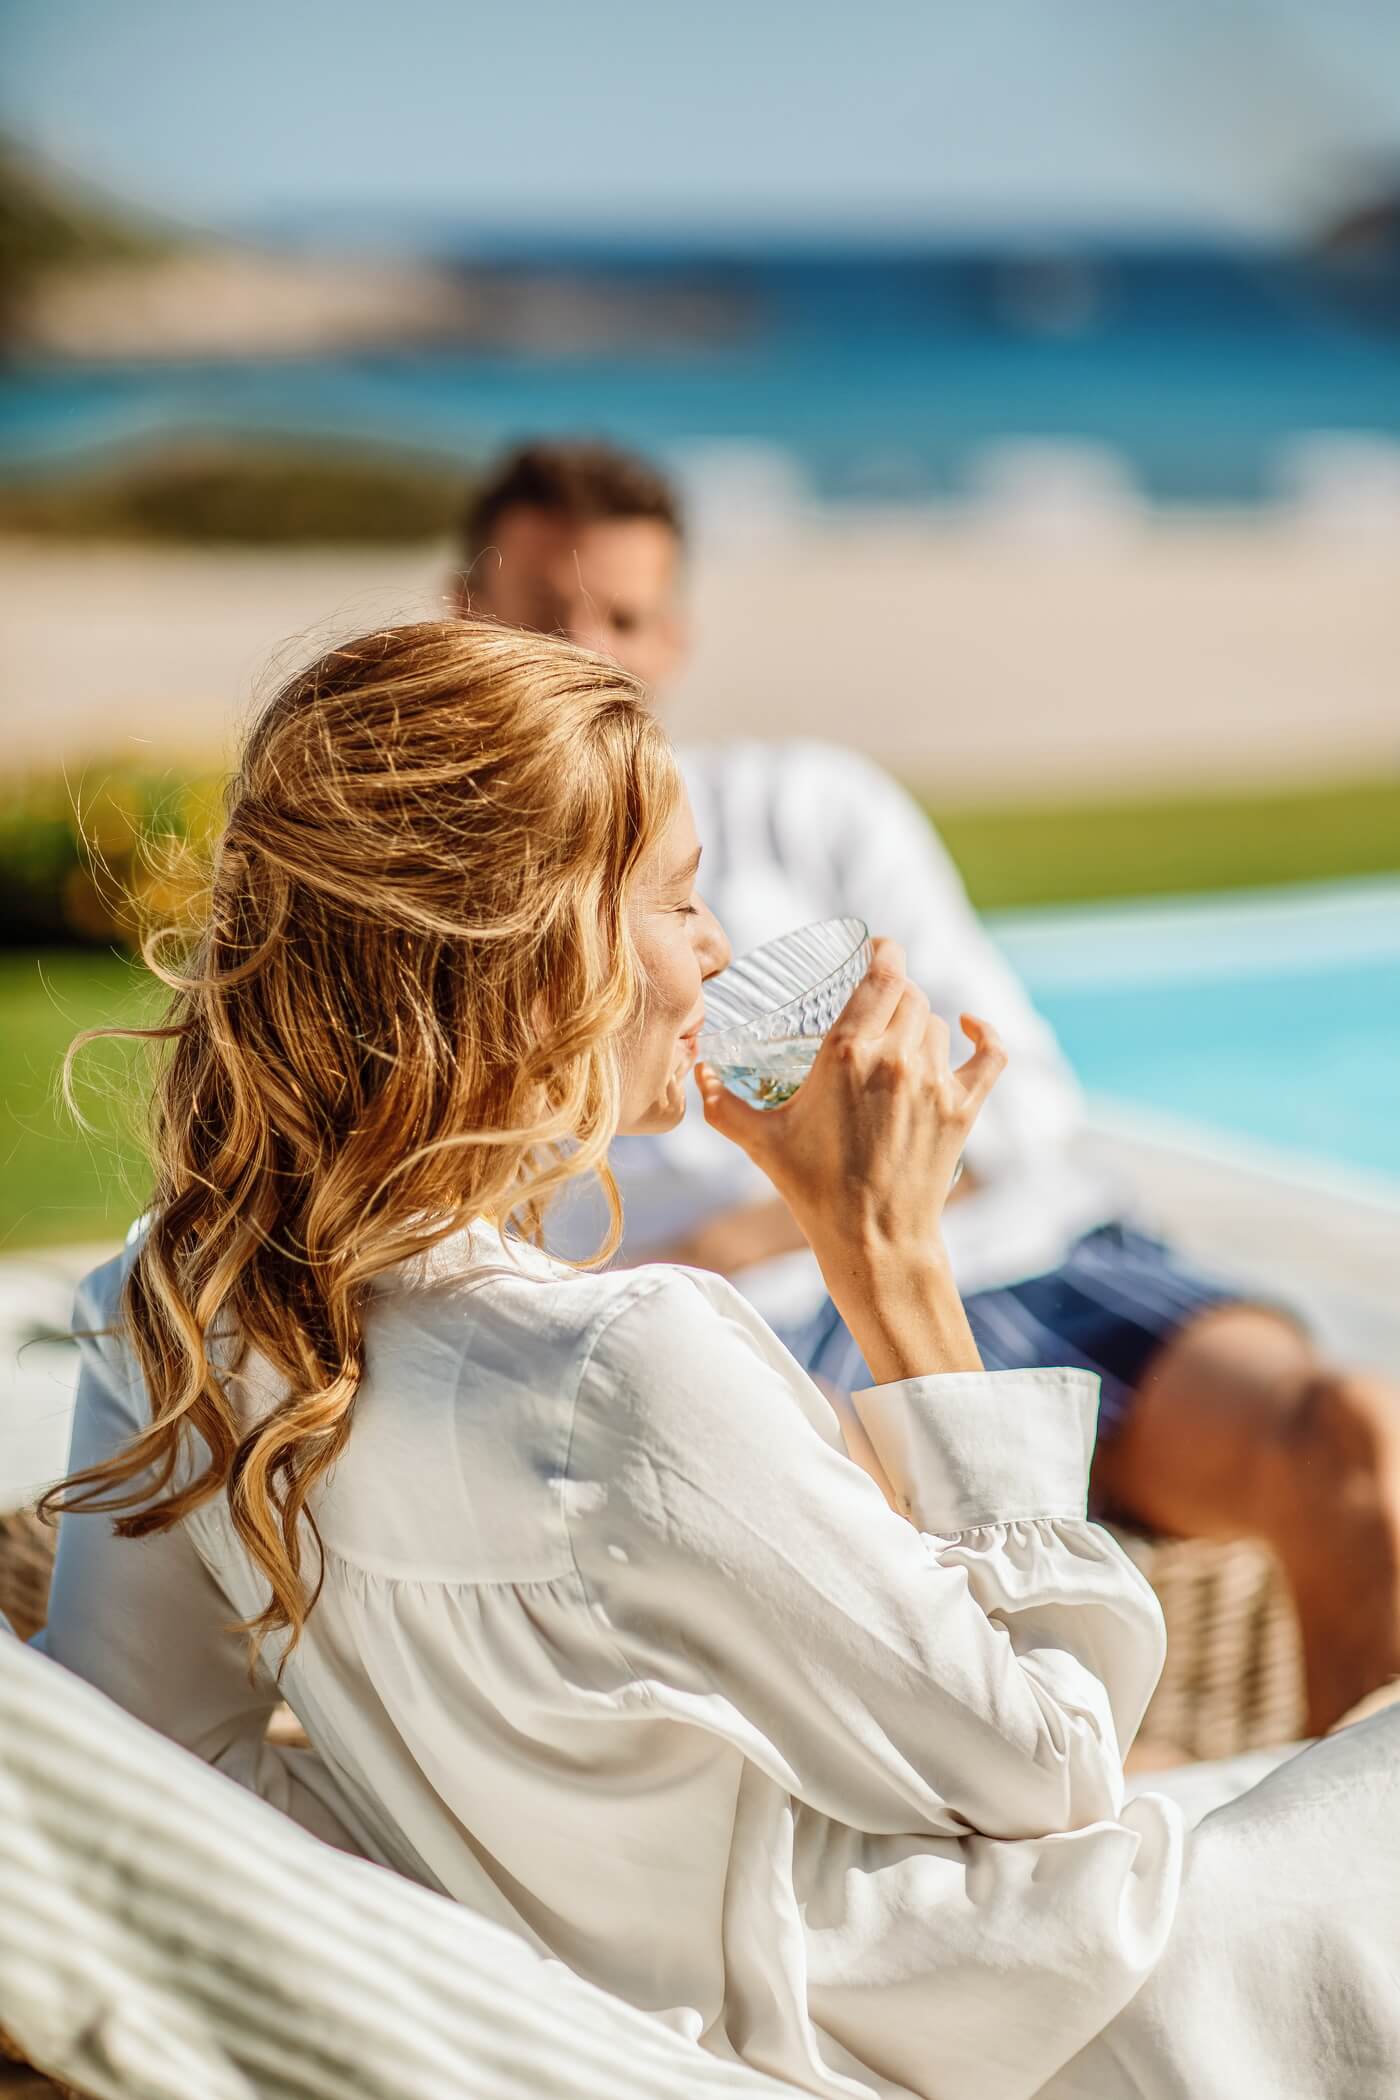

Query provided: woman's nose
[695,895,731,979]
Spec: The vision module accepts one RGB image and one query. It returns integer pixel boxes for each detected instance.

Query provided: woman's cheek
[675,921,705,1008]
[651,926,694,1023]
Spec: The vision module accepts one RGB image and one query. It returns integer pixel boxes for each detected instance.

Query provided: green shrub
[6,759,1400,954]
[0,443,471,545]
[0,764,223,949]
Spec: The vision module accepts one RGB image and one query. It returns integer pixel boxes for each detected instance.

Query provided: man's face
[462,506,686,697]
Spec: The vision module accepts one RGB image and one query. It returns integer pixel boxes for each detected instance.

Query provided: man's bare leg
[1091,1304,1400,1736]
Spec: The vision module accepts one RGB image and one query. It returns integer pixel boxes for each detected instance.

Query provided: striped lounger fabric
[0,1624,795,2100]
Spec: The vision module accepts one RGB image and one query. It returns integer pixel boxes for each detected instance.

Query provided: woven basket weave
[0,1512,59,1647]
[1108,1525,1306,1763]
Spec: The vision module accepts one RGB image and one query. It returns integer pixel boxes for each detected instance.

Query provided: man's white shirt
[551,739,1121,1327]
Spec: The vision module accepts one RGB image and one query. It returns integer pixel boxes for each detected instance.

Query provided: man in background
[457,436,1400,1735]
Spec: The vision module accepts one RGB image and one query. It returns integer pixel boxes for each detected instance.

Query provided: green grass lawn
[0,949,160,1252]
[2,774,1398,1252]
[929,776,1400,912]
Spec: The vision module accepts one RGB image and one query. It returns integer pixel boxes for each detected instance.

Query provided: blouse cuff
[850,1367,1101,1532]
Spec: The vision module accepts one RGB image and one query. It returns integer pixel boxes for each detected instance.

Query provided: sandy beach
[3,516,1398,797]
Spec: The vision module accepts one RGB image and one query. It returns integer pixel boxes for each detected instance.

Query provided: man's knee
[1270,1368,1400,1535]
[1089,1311,1398,1549]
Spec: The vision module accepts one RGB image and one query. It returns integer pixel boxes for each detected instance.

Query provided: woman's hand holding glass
[696,939,1006,1385]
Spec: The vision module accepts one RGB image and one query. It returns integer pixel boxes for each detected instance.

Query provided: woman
[40,623,1400,2100]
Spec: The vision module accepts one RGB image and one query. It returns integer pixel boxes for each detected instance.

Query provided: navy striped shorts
[785,1221,1240,1447]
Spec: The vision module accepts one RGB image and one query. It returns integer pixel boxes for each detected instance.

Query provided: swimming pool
[991,877,1400,1189]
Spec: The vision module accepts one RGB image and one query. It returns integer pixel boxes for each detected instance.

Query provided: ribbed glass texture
[698,918,871,1110]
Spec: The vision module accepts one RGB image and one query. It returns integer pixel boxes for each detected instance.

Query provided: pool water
[991,879,1400,1187]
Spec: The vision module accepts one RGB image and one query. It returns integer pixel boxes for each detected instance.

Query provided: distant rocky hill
[0,139,170,331]
[0,142,748,362]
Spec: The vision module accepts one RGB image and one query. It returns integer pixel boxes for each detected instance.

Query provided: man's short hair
[460,440,684,566]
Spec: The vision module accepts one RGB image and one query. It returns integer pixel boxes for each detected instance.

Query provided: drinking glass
[697,919,966,1187]
[696,917,872,1110]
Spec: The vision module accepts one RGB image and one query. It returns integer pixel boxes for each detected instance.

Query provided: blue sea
[3,242,1399,505]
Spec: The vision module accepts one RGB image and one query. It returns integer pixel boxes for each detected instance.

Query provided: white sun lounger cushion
[0,1628,796,2100]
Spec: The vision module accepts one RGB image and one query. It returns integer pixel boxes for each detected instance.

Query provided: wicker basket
[0,1512,59,1646]
[1109,1525,1306,1763]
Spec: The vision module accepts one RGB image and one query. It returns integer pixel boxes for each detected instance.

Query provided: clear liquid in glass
[708,1031,966,1184]
[709,1036,821,1110]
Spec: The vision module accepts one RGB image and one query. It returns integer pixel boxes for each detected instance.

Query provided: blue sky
[5,0,1400,237]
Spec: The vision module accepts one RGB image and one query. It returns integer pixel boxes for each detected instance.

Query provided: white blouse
[42,1227,1184,2100]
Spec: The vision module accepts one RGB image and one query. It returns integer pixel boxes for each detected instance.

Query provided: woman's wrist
[808,1220,953,1300]
[809,1231,983,1386]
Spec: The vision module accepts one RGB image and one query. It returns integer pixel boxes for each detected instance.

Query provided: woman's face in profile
[622,792,730,1135]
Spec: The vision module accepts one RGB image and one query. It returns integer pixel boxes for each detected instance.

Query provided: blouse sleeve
[36,1261,366,1856]
[564,1267,1164,1843]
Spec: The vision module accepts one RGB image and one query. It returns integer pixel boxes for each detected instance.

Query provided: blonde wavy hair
[43,618,680,1657]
